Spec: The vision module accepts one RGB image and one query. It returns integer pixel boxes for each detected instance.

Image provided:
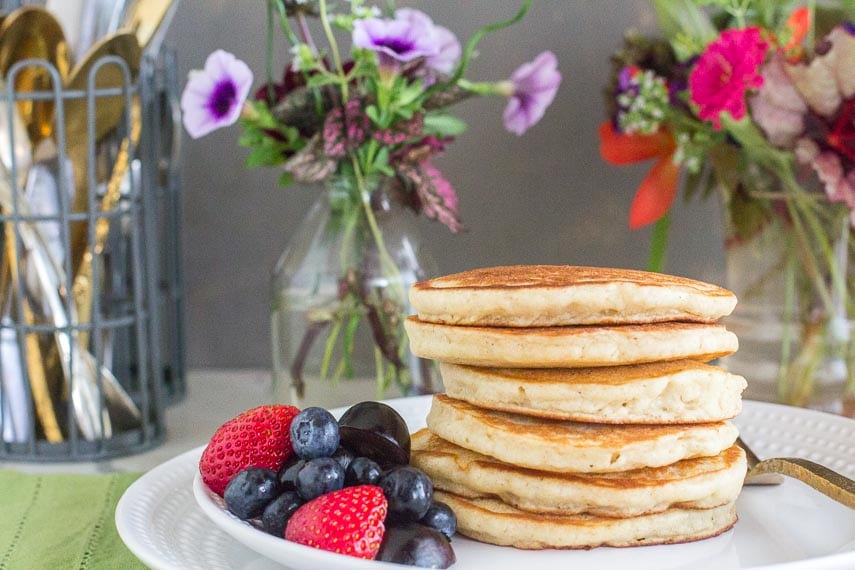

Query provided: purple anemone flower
[503,51,561,135]
[352,9,460,75]
[181,50,253,139]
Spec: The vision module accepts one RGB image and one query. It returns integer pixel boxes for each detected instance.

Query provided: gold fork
[738,436,855,509]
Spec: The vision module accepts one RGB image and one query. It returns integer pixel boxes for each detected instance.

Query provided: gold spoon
[122,0,175,50]
[61,31,141,274]
[0,7,71,146]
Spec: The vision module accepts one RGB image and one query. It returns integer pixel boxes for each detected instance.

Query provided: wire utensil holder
[0,47,184,461]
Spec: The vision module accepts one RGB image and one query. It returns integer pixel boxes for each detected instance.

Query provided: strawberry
[285,485,387,559]
[199,404,300,496]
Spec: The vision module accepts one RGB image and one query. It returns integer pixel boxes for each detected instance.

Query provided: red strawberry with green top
[285,485,387,559]
[199,404,300,496]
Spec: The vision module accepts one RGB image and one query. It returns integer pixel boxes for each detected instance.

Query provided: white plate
[117,396,855,570]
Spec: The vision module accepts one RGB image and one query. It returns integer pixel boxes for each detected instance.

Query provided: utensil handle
[749,457,855,509]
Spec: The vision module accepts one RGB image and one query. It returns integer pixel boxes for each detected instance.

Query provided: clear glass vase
[722,190,855,416]
[271,174,438,409]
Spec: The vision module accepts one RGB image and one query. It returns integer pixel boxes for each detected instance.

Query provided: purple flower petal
[503,51,561,135]
[352,8,459,75]
[181,50,253,139]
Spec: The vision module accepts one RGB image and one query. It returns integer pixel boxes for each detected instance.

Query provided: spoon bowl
[0,7,70,146]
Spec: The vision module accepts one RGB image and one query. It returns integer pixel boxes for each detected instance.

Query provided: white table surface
[5,369,327,474]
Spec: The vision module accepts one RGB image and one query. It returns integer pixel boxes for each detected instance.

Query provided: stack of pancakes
[404,266,748,549]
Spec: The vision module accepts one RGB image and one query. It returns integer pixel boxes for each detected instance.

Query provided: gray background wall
[170,0,724,368]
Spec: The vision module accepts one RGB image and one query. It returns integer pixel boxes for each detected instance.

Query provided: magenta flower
[352,9,460,74]
[689,27,768,129]
[181,50,253,139]
[502,51,562,136]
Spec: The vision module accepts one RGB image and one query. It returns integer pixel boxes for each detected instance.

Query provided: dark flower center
[209,80,237,118]
[377,36,416,55]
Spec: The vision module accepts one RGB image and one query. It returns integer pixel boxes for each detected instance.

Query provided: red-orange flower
[599,122,679,229]
[784,7,811,59]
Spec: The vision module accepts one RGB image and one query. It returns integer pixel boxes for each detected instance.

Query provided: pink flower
[181,50,253,139]
[689,27,768,129]
[503,51,562,136]
[749,53,807,147]
[796,138,855,225]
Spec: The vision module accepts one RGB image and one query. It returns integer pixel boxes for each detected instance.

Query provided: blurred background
[169,0,725,368]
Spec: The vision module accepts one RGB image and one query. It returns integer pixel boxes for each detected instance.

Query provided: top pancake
[410,265,737,327]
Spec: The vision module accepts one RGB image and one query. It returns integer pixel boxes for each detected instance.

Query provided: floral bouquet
[180,0,560,402]
[600,0,855,412]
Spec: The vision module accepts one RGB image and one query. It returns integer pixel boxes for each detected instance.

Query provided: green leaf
[306,73,340,88]
[277,172,294,186]
[396,83,424,107]
[424,113,468,137]
[653,0,716,47]
[374,147,390,170]
[246,145,288,168]
[365,105,381,126]
[342,311,361,378]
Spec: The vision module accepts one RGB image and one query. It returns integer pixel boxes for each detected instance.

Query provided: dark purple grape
[376,523,456,568]
[338,402,410,466]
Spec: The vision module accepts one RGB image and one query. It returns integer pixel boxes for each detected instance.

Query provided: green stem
[777,246,796,402]
[424,0,531,100]
[318,0,348,100]
[266,0,276,102]
[647,213,670,272]
[350,156,406,302]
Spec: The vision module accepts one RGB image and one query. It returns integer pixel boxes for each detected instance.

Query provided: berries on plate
[224,467,281,520]
[376,523,456,568]
[199,404,300,496]
[295,457,345,501]
[290,407,341,459]
[285,485,387,559]
[380,466,434,522]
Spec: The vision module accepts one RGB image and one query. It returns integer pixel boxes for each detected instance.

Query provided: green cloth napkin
[0,470,145,569]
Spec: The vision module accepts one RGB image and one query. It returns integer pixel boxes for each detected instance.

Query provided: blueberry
[331,446,355,472]
[295,457,345,501]
[278,459,306,491]
[290,407,340,459]
[420,501,457,539]
[345,456,382,486]
[223,468,281,520]
[380,466,433,522]
[376,523,456,568]
[261,491,303,537]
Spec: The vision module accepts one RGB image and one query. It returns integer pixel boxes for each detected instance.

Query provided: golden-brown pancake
[409,265,737,327]
[405,318,738,368]
[439,360,746,423]
[411,430,746,517]
[425,395,739,473]
[435,491,738,549]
